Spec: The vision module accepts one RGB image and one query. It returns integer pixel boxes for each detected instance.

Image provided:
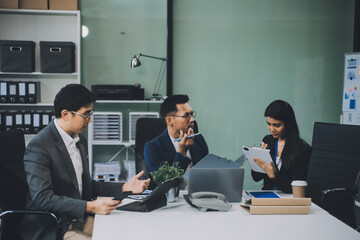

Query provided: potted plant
[151,162,184,202]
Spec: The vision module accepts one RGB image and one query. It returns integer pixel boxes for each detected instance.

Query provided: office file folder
[0,110,5,131]
[15,111,24,131]
[18,82,26,103]
[27,82,40,103]
[7,81,17,103]
[41,110,52,129]
[0,81,7,103]
[23,111,32,134]
[5,111,15,131]
[32,111,41,133]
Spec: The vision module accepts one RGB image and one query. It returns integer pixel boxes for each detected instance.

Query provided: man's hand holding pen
[178,128,195,155]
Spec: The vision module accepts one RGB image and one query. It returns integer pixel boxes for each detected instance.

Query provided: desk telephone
[185,192,232,212]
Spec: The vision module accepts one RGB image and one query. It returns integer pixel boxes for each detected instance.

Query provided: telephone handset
[185,191,232,212]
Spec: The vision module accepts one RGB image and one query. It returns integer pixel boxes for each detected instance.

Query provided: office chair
[0,130,61,240]
[306,122,360,230]
[135,118,166,190]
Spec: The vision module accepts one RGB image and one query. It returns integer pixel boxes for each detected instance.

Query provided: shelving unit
[0,9,80,144]
[0,8,81,104]
[88,100,163,178]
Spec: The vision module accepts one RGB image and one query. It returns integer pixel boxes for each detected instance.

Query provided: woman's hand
[260,141,268,149]
[253,157,275,179]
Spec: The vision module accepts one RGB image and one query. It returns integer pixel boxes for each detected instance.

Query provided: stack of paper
[93,162,121,182]
[241,198,311,215]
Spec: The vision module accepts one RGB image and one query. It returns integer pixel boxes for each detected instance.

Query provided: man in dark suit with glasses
[144,94,209,172]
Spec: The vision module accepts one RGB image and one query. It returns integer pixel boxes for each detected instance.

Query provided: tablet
[242,146,273,173]
[113,191,132,201]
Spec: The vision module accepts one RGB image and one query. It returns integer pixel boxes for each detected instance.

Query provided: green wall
[172,0,354,189]
[81,0,354,189]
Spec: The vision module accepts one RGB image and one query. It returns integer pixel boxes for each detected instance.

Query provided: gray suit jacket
[20,120,123,239]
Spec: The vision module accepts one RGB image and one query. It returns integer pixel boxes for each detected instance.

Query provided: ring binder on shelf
[23,110,32,134]
[32,110,41,133]
[18,82,27,103]
[27,82,40,103]
[8,82,18,103]
[5,110,15,131]
[0,110,5,131]
[0,81,7,103]
[15,111,24,131]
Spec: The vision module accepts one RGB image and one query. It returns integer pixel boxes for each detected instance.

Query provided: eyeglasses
[169,111,196,120]
[70,110,93,120]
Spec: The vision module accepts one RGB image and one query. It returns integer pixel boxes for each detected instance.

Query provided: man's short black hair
[160,94,189,118]
[54,84,96,118]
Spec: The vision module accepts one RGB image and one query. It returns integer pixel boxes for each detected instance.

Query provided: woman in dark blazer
[251,100,311,197]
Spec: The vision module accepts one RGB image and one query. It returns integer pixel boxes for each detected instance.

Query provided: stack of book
[241,197,311,215]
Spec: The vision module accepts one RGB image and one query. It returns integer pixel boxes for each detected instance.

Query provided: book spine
[249,206,310,214]
[251,198,311,206]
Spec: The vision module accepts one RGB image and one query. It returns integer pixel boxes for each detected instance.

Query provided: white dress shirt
[54,119,83,197]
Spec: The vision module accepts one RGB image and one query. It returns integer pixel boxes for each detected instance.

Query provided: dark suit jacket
[20,120,124,240]
[251,134,312,193]
[144,129,209,172]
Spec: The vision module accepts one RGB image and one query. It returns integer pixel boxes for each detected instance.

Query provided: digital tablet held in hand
[242,146,273,173]
[113,191,132,201]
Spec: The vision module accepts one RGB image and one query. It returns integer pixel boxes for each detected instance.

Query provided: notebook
[188,168,245,202]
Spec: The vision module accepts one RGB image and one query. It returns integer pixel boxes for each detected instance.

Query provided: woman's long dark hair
[264,100,300,170]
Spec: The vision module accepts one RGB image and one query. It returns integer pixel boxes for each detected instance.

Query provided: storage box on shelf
[40,41,75,73]
[19,0,48,10]
[49,0,78,11]
[0,0,18,9]
[0,40,35,73]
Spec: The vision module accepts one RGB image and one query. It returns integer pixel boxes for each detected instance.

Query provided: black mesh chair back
[306,122,360,229]
[0,130,27,240]
[0,130,61,240]
[135,118,166,189]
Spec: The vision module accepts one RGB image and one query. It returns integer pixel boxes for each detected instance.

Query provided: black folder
[0,110,5,131]
[22,110,32,134]
[15,111,24,131]
[5,110,16,131]
[27,82,40,103]
[117,177,182,212]
[32,110,41,133]
[18,82,27,103]
[0,81,8,103]
[8,81,18,103]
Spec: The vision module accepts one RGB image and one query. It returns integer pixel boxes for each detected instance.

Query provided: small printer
[91,84,144,100]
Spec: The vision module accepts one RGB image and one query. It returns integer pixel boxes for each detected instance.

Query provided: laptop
[188,168,245,202]
[183,153,244,180]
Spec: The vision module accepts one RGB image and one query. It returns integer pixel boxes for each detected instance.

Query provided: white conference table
[93,191,360,240]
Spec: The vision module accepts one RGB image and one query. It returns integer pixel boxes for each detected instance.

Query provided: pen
[174,133,201,142]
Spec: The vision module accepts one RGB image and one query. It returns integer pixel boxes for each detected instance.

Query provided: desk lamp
[130,53,167,100]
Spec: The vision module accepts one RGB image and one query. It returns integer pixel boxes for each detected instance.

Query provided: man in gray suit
[20,84,150,240]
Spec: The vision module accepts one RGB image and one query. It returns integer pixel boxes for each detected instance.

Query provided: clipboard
[242,146,273,173]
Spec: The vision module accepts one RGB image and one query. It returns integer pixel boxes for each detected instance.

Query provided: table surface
[93,191,360,240]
